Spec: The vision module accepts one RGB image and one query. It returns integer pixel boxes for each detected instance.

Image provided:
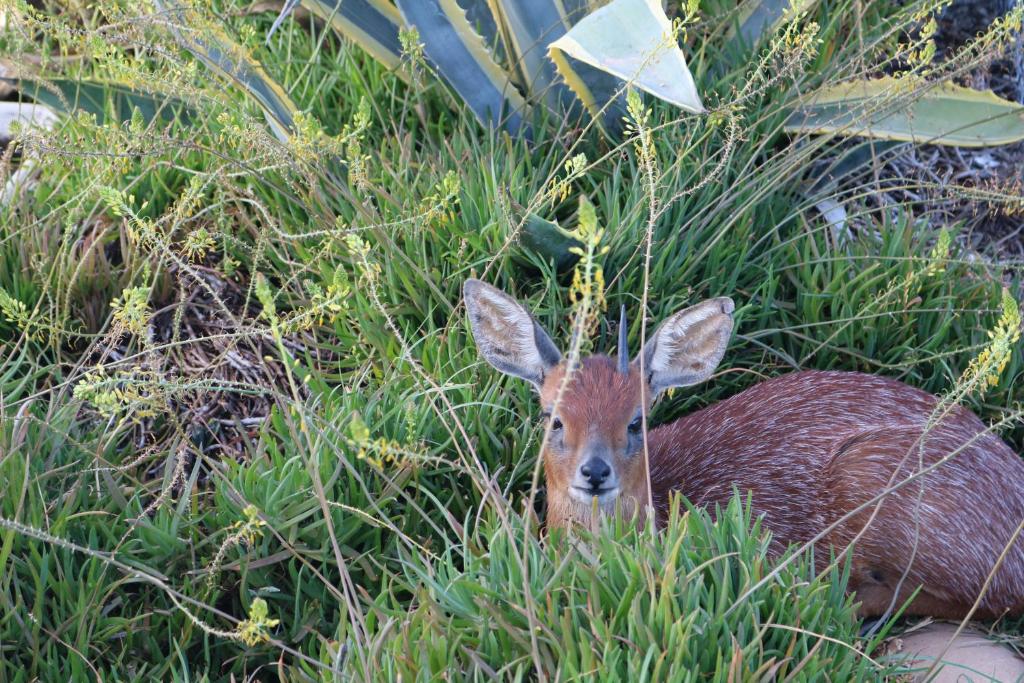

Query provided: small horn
[618,304,629,374]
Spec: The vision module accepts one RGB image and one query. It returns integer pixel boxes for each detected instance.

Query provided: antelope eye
[541,412,563,431]
[628,416,643,434]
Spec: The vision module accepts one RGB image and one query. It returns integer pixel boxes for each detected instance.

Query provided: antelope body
[464,279,1024,620]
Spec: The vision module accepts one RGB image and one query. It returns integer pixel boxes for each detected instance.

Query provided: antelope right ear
[639,297,734,396]
[464,279,561,389]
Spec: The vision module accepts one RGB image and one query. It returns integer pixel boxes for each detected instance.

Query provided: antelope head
[464,279,734,529]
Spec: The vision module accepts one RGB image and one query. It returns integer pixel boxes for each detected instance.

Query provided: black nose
[580,458,611,489]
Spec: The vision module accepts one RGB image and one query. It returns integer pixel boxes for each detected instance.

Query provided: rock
[0,101,58,207]
[886,622,1024,682]
[0,101,58,145]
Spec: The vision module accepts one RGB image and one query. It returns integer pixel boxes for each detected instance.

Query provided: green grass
[1,0,1023,680]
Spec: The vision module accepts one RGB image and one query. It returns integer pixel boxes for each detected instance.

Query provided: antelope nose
[580,458,611,489]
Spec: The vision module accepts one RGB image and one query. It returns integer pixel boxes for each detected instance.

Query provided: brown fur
[540,357,650,530]
[542,364,1024,619]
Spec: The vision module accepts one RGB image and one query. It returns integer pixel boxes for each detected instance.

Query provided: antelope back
[642,370,1024,619]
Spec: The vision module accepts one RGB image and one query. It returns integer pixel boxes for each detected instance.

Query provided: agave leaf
[7,77,191,125]
[155,0,298,141]
[785,77,1024,147]
[730,0,818,46]
[486,0,577,112]
[516,212,583,270]
[503,191,581,269]
[267,0,302,42]
[396,0,529,135]
[807,139,906,195]
[461,0,503,53]
[548,0,704,121]
[562,57,628,132]
[556,0,594,25]
[301,0,407,73]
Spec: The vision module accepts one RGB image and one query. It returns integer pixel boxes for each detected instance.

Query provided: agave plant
[153,0,1024,147]
[296,0,706,135]
[155,0,705,140]
[7,0,1024,214]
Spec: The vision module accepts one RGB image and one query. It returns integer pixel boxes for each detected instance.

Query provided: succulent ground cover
[1,0,1023,679]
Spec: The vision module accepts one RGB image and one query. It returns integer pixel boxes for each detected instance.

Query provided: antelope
[464,279,1024,620]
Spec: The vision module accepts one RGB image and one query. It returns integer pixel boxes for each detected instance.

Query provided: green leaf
[348,413,371,443]
[155,0,298,141]
[548,0,704,121]
[7,78,191,125]
[784,77,1024,148]
[396,0,529,135]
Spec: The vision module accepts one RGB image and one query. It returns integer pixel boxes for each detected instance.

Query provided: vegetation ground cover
[1,0,1023,680]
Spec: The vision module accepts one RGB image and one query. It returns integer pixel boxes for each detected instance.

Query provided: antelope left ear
[464,279,561,389]
[638,297,734,396]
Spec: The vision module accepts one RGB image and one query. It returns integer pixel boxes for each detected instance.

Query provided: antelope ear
[464,279,561,389]
[639,297,734,396]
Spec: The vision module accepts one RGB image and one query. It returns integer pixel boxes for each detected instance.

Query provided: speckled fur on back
[646,370,1024,619]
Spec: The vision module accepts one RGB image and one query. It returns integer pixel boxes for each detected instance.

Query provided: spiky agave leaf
[301,0,407,74]
[157,0,708,140]
[6,77,191,125]
[548,0,705,129]
[485,0,578,112]
[729,0,819,47]
[396,0,530,136]
[155,0,298,142]
[785,77,1024,147]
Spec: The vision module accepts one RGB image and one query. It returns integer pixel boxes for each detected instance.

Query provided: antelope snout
[570,455,620,502]
[580,458,611,489]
